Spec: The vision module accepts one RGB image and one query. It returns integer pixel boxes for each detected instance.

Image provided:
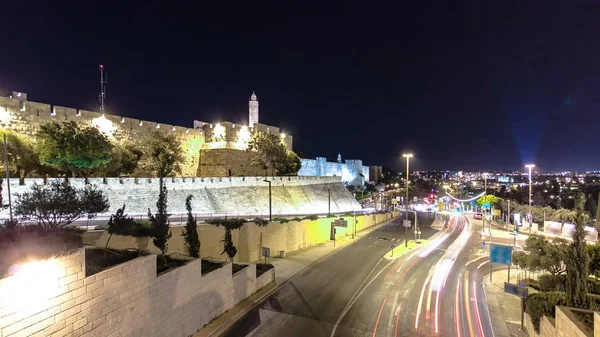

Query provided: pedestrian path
[192,215,400,337]
[483,268,529,337]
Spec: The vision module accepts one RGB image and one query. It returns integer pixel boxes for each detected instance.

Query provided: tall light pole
[263,179,272,222]
[483,172,487,233]
[403,153,413,247]
[525,164,535,233]
[326,188,331,217]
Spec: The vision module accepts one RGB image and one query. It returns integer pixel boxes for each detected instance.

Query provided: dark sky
[1,1,600,172]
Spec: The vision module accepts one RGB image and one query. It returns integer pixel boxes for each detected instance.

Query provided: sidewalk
[483,268,528,337]
[192,215,399,337]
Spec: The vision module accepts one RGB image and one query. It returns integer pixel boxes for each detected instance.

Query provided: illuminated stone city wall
[0,93,205,176]
[0,249,275,337]
[0,92,294,178]
[1,176,361,216]
[299,157,371,186]
[86,212,398,262]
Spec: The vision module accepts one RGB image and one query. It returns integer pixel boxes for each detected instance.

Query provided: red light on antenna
[99,64,104,69]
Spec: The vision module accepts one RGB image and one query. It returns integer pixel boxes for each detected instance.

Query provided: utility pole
[3,134,12,222]
[402,154,413,248]
[99,64,107,115]
[525,164,535,234]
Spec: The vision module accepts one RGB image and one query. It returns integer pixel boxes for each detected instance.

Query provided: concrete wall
[299,157,370,186]
[86,212,397,262]
[2,175,361,216]
[0,250,272,337]
[525,307,599,337]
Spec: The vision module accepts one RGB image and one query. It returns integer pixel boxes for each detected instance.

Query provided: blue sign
[482,241,486,247]
[490,244,512,266]
[482,203,491,209]
[391,244,395,249]
[504,282,528,298]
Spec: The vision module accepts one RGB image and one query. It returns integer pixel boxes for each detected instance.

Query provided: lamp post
[326,188,331,217]
[525,164,535,233]
[403,153,413,247]
[263,179,272,222]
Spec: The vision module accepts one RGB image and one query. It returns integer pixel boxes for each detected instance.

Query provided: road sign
[504,282,528,298]
[262,247,271,258]
[482,241,486,247]
[403,220,411,228]
[334,219,348,227]
[493,209,501,216]
[482,203,491,209]
[391,244,395,249]
[490,244,512,266]
[330,223,336,240]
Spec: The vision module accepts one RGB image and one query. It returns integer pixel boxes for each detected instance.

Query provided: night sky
[1,1,599,172]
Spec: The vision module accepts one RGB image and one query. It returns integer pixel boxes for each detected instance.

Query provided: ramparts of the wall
[298,157,370,186]
[0,250,272,337]
[86,212,397,262]
[2,176,361,215]
[0,95,204,176]
[197,148,265,177]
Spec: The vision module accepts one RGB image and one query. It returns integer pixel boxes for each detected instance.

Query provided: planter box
[257,267,275,289]
[232,264,257,305]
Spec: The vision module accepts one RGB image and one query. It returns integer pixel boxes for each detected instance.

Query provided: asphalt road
[222,213,441,337]
[224,213,522,337]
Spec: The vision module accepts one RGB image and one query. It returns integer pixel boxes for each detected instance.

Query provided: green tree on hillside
[247,132,301,176]
[0,129,41,184]
[566,191,590,308]
[596,192,600,222]
[512,234,568,275]
[101,141,143,177]
[476,195,503,209]
[138,131,184,177]
[36,122,113,177]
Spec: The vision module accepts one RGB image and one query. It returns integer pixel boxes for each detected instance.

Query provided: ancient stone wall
[299,157,371,186]
[2,176,361,216]
[0,94,205,176]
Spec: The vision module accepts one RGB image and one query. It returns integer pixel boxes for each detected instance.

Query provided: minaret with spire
[249,91,259,127]
[337,153,342,163]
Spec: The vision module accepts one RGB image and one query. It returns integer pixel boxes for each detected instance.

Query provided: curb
[206,215,399,337]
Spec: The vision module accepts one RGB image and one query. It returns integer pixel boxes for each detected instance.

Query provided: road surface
[224,213,519,337]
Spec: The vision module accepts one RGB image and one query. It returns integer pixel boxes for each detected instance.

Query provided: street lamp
[263,179,272,222]
[525,164,535,233]
[403,153,413,247]
[326,187,331,217]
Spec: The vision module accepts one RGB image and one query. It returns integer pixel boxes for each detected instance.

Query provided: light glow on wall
[0,106,12,125]
[237,125,251,145]
[92,115,115,137]
[3,259,62,317]
[213,123,226,140]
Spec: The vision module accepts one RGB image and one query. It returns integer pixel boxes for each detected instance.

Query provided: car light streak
[434,284,442,334]
[415,264,436,330]
[372,298,387,337]
[455,276,462,337]
[473,280,485,337]
[464,271,475,337]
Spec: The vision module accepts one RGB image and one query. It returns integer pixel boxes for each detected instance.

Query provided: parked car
[473,213,483,220]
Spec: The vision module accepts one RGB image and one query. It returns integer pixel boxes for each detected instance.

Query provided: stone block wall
[0,95,205,177]
[1,175,361,216]
[0,250,271,337]
[525,307,598,337]
[298,157,371,186]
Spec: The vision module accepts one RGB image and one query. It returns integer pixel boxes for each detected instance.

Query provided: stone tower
[337,153,342,163]
[249,91,259,127]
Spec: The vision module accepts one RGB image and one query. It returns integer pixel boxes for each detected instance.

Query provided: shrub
[538,274,567,292]
[272,217,289,223]
[253,218,268,226]
[525,292,567,332]
[0,226,83,278]
[291,217,302,222]
[205,218,246,229]
[302,215,319,221]
[588,278,600,295]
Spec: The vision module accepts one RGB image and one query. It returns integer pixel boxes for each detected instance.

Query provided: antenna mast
[99,64,107,114]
